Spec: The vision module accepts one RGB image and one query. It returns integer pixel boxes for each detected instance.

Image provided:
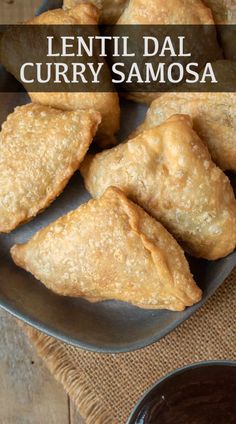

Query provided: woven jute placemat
[1,3,235,423]
[22,269,236,424]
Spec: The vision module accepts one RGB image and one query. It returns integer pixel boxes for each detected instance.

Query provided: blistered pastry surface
[11,187,202,311]
[0,103,100,232]
[81,115,236,260]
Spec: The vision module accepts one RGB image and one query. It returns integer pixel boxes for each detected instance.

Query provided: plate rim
[0,257,235,353]
[0,0,235,354]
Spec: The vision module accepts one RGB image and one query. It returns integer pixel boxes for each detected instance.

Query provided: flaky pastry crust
[29,6,120,147]
[81,115,236,260]
[63,0,128,23]
[117,0,219,104]
[118,0,215,24]
[0,103,101,233]
[0,5,120,147]
[203,0,236,23]
[203,1,236,59]
[128,90,236,171]
[11,187,202,311]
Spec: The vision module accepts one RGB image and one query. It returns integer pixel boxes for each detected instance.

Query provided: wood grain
[0,309,69,424]
[70,402,86,424]
[0,2,86,422]
[0,0,43,24]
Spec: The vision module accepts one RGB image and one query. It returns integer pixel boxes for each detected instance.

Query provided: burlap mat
[1,2,235,423]
[21,268,236,424]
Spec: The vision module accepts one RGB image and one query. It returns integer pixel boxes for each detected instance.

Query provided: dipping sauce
[128,363,236,424]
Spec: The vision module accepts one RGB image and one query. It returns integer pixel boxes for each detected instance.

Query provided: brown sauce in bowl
[129,363,236,424]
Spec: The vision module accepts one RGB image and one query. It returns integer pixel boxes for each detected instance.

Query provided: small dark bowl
[0,0,235,354]
[127,361,236,424]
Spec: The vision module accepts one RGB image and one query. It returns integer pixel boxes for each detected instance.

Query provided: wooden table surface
[0,310,84,424]
[0,1,84,422]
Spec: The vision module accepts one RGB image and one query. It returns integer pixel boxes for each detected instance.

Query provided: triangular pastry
[11,187,202,311]
[203,0,236,59]
[116,0,220,104]
[117,0,215,24]
[129,89,236,171]
[0,103,101,232]
[0,5,120,147]
[63,0,127,23]
[81,115,236,260]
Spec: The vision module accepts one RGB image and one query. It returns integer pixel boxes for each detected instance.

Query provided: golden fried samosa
[81,115,236,260]
[203,0,236,23]
[63,0,128,23]
[203,0,236,59]
[11,187,202,311]
[118,0,214,24]
[0,103,100,233]
[128,90,236,171]
[0,5,120,147]
[116,0,221,104]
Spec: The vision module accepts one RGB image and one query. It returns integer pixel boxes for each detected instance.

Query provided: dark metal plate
[0,1,235,353]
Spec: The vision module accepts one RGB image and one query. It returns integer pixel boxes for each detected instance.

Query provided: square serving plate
[0,0,235,353]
